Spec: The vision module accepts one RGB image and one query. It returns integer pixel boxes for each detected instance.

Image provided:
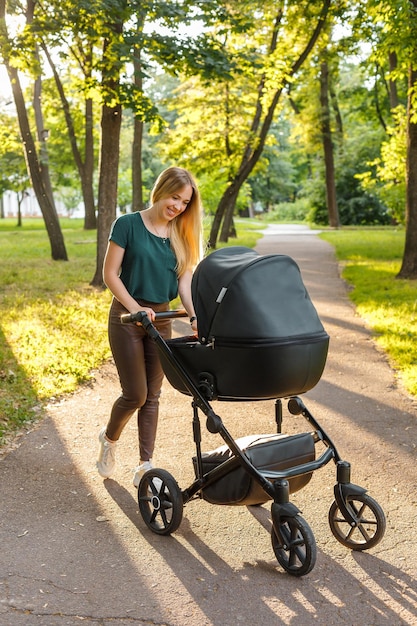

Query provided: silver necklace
[150,216,169,242]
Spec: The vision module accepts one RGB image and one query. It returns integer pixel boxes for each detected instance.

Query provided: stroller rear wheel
[138,469,183,535]
[328,493,386,550]
[271,514,316,576]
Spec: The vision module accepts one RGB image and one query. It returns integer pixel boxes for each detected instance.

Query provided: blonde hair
[151,167,203,276]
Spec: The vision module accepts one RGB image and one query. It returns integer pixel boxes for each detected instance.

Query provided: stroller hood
[192,247,327,345]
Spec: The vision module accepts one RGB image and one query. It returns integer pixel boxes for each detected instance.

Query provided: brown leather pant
[105,298,172,462]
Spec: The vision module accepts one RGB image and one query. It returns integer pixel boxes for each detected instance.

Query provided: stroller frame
[122,310,385,577]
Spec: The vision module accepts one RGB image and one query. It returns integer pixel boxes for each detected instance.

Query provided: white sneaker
[133,460,153,488]
[96,427,117,478]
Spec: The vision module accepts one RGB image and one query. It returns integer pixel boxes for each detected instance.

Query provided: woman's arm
[178,269,197,331]
[103,241,156,320]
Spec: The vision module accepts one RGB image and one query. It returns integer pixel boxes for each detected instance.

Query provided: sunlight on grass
[2,291,112,398]
[320,229,417,397]
[0,220,111,441]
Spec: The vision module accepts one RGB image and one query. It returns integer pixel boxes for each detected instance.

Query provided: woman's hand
[190,316,198,335]
[138,307,156,323]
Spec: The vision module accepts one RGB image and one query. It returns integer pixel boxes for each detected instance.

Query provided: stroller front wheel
[271,514,317,576]
[328,493,386,550]
[138,469,183,535]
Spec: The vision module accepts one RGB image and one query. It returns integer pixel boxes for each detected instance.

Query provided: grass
[1,218,415,446]
[0,219,113,442]
[0,216,263,444]
[319,227,417,397]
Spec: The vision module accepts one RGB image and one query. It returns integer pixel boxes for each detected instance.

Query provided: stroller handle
[120,309,189,324]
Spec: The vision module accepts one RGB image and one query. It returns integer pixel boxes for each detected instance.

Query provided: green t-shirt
[109,212,178,303]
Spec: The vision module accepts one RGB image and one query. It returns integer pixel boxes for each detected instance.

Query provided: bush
[306,167,391,226]
[308,192,391,226]
[265,198,310,222]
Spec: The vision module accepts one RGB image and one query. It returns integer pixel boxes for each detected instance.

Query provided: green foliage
[39,75,100,195]
[247,122,300,209]
[1,0,416,263]
[265,198,311,222]
[155,0,331,200]
[358,106,407,224]
[288,53,393,226]
[197,173,251,215]
[307,167,390,226]
[320,227,417,396]
[0,110,28,196]
[359,0,417,76]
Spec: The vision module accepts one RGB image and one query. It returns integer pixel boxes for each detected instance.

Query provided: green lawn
[0,219,113,441]
[0,218,415,445]
[319,227,417,398]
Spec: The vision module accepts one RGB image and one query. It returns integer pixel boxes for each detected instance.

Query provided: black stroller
[122,247,385,576]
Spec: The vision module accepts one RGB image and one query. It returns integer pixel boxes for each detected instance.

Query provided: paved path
[1,225,417,625]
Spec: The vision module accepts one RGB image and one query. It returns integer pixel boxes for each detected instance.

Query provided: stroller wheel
[328,493,386,551]
[138,469,183,536]
[271,514,316,577]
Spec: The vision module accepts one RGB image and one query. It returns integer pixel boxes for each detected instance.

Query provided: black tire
[271,514,316,577]
[329,493,386,551]
[138,469,183,536]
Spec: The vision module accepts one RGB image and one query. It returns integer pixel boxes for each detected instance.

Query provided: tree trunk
[329,83,343,138]
[83,96,97,229]
[397,65,417,279]
[91,13,124,288]
[219,202,238,242]
[374,65,387,131]
[132,119,143,211]
[33,76,57,213]
[320,59,339,228]
[0,0,68,260]
[91,101,122,287]
[6,65,68,260]
[17,192,23,227]
[219,212,236,242]
[132,43,144,212]
[42,43,97,230]
[209,179,242,248]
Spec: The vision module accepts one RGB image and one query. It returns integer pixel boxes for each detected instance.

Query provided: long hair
[151,167,203,276]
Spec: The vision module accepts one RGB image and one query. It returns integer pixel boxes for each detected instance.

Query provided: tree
[41,45,97,230]
[131,7,146,212]
[90,0,127,287]
[157,1,331,243]
[89,0,235,285]
[398,56,417,277]
[207,0,331,246]
[354,0,417,277]
[319,56,340,227]
[0,111,30,224]
[2,0,237,271]
[0,0,68,260]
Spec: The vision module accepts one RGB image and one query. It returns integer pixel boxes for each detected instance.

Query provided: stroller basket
[192,432,315,506]
[163,247,329,400]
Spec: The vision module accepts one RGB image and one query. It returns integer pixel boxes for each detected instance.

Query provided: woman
[96,166,202,487]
